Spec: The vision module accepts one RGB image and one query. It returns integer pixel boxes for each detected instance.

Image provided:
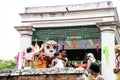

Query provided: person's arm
[50,59,57,67]
[50,60,54,67]
[86,59,92,72]
[38,44,45,53]
[33,44,45,55]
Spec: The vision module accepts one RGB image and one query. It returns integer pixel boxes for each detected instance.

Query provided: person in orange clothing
[37,50,47,68]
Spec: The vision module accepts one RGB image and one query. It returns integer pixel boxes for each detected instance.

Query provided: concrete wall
[0,68,87,80]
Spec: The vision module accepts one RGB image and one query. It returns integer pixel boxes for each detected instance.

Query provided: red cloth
[73,40,76,48]
[96,44,99,53]
[75,64,87,69]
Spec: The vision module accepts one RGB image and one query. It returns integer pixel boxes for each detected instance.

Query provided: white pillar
[97,22,116,80]
[20,31,33,51]
[15,26,35,69]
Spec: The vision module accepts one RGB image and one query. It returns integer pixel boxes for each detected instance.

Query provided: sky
[0,0,119,60]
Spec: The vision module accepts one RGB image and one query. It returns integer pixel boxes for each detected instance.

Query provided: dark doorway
[65,49,101,63]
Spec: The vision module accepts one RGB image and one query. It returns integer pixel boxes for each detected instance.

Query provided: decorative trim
[14,26,35,32]
[20,7,116,15]
[21,16,115,23]
[21,34,32,36]
[96,21,117,27]
[101,29,114,32]
[15,26,33,28]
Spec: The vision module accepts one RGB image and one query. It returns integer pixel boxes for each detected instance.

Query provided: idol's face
[44,40,59,56]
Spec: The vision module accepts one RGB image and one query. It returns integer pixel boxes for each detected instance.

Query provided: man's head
[26,47,32,53]
[61,50,67,57]
[87,53,94,60]
[58,50,67,58]
[58,49,63,55]
[89,62,100,74]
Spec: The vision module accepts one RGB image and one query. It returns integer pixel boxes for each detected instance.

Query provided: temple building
[15,1,120,80]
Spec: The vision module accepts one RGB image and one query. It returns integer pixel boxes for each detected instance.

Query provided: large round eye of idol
[53,45,57,49]
[46,46,50,49]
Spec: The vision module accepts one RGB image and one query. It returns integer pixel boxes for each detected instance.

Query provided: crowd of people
[23,46,68,69]
[21,45,104,80]
[14,46,105,80]
[14,41,106,80]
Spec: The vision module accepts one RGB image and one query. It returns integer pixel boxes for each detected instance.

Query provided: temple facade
[15,1,120,80]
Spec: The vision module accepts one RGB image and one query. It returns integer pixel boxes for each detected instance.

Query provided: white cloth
[24,52,34,60]
[52,58,64,68]
[89,58,96,63]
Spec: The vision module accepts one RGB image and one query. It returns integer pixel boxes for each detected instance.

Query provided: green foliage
[0,59,15,72]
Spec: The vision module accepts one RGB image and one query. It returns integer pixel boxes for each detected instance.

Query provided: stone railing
[0,67,88,80]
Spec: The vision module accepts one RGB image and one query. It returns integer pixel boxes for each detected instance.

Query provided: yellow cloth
[30,61,37,68]
[88,73,95,80]
[116,71,120,80]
